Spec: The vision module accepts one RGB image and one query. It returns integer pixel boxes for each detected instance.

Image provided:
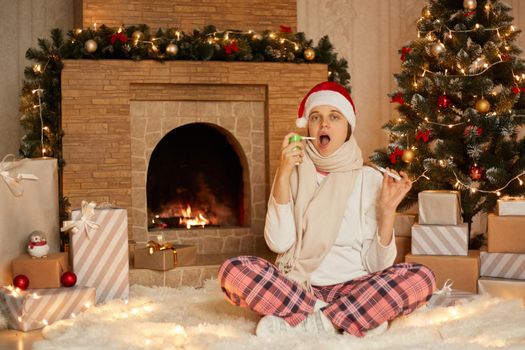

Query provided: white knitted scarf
[275,136,364,289]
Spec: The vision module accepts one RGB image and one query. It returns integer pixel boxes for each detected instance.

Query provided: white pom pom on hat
[297,81,356,130]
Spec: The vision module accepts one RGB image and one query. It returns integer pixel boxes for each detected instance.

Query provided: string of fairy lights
[391,2,525,196]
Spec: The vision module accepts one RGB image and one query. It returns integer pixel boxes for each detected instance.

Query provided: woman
[218,81,436,337]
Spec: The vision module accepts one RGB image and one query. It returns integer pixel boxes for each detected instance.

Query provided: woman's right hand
[278,132,304,177]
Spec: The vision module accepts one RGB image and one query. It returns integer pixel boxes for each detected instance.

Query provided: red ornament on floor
[61,271,77,287]
[13,274,30,290]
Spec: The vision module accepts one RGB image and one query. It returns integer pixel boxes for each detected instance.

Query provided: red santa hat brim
[297,82,356,130]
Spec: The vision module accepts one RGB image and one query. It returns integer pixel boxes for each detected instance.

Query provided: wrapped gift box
[427,289,476,308]
[134,244,197,271]
[0,286,95,331]
[478,277,525,305]
[405,251,480,293]
[487,214,525,253]
[63,202,129,303]
[0,157,59,286]
[411,223,469,256]
[480,251,525,280]
[394,236,411,264]
[497,198,525,216]
[394,213,417,237]
[11,253,68,289]
[418,191,462,225]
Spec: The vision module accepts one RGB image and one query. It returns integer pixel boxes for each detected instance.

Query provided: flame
[179,205,209,229]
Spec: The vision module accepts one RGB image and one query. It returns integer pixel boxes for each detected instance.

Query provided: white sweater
[264,166,397,286]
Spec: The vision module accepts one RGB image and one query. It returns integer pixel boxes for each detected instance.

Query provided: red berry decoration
[469,165,483,180]
[438,95,451,109]
[61,271,77,287]
[13,275,30,290]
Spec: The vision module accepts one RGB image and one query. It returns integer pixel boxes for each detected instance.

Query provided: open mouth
[319,134,330,146]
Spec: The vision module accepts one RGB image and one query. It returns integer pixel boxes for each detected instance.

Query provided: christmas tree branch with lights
[370,0,525,226]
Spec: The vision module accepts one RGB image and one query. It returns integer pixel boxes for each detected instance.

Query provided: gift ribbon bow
[433,279,453,296]
[224,41,239,55]
[389,147,404,164]
[110,32,128,45]
[400,47,412,61]
[60,201,100,239]
[0,154,39,197]
[146,241,179,266]
[415,130,431,142]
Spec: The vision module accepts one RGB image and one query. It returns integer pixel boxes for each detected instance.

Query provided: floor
[0,329,43,350]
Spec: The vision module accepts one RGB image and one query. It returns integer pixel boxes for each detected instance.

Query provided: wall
[0,0,75,158]
[297,0,525,158]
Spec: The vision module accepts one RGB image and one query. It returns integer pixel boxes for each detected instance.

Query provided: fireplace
[60,60,327,256]
[147,122,248,230]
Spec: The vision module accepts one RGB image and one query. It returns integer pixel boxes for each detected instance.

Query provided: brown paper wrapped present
[0,285,95,331]
[134,242,197,270]
[0,156,59,286]
[128,240,137,268]
[11,253,68,289]
[394,213,417,237]
[394,236,411,264]
[497,198,525,216]
[405,251,480,293]
[418,190,462,225]
[487,214,525,253]
[478,277,525,305]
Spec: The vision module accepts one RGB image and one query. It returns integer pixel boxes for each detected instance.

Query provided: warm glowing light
[471,188,477,193]
[85,302,92,308]
[269,32,276,39]
[519,179,523,186]
[93,23,97,30]
[172,325,188,347]
[496,191,501,196]
[43,319,48,326]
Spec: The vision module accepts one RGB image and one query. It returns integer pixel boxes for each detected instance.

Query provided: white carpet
[32,280,525,350]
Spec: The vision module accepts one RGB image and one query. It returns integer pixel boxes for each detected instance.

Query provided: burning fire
[152,204,210,229]
[180,205,209,229]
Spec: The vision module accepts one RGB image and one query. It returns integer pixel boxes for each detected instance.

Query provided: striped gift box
[0,286,95,331]
[480,251,525,280]
[70,207,129,303]
[411,223,469,256]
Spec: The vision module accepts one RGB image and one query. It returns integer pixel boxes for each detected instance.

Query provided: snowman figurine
[27,231,49,258]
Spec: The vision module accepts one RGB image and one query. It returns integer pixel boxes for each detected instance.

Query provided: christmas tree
[370,0,525,226]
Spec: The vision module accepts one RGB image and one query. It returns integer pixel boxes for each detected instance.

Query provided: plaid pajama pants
[218,255,436,337]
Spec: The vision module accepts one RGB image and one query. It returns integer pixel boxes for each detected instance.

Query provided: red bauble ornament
[13,275,30,290]
[438,95,451,109]
[469,165,483,180]
[61,271,77,287]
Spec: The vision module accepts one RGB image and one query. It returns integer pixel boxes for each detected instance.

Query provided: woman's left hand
[377,168,412,217]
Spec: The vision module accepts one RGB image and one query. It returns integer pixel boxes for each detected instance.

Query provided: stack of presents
[395,190,525,307]
[0,156,195,332]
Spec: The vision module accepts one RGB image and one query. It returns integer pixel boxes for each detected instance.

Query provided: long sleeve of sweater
[264,195,296,254]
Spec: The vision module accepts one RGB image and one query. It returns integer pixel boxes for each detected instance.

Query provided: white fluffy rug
[32,280,525,350]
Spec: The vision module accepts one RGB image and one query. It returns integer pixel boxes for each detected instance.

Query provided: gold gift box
[11,253,69,289]
[134,243,197,271]
[487,213,525,253]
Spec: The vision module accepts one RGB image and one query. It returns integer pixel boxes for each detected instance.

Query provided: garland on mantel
[18,24,352,241]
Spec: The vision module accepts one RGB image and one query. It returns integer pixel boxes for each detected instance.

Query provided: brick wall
[80,0,296,32]
[61,60,326,244]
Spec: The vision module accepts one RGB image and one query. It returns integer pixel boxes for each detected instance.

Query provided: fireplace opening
[147,122,248,230]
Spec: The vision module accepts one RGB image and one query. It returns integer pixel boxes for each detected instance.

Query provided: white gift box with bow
[0,155,59,285]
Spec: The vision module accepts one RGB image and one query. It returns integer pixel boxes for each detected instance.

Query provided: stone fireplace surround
[61,60,327,271]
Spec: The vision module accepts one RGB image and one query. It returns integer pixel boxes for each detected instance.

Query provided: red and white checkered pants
[218,255,436,337]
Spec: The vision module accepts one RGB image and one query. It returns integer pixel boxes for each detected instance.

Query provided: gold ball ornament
[166,43,178,56]
[463,0,477,10]
[475,98,491,113]
[132,30,143,42]
[84,39,98,53]
[422,5,432,19]
[304,47,316,61]
[402,149,415,163]
[430,42,446,56]
[206,37,215,45]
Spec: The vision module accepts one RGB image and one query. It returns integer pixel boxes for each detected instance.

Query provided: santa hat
[296,81,356,130]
